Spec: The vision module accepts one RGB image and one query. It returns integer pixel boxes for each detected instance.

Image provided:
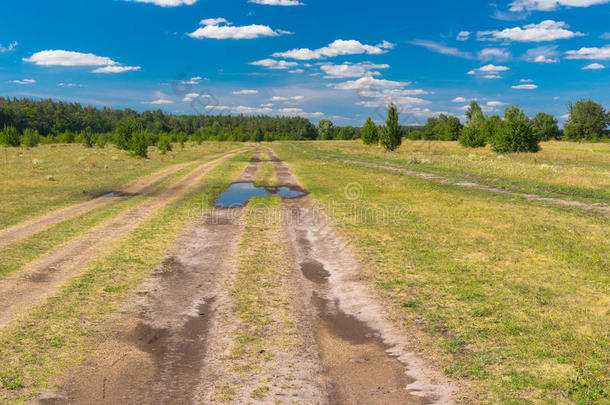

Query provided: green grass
[293,140,610,205]
[254,148,279,187]
[0,152,251,403]
[272,142,609,404]
[0,142,240,229]
[0,162,201,280]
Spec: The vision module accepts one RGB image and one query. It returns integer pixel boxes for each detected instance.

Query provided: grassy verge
[0,152,251,403]
[212,195,303,402]
[0,142,240,229]
[0,161,202,280]
[272,143,609,404]
[254,148,279,187]
[291,141,610,205]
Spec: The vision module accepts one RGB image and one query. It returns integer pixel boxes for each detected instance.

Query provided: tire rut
[0,150,245,329]
[0,150,235,249]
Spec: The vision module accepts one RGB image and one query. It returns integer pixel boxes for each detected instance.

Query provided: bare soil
[0,150,242,329]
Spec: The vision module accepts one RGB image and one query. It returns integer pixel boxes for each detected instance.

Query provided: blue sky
[1,0,610,126]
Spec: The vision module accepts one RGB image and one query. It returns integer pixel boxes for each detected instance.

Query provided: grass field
[271,141,609,404]
[0,142,240,229]
[297,140,610,204]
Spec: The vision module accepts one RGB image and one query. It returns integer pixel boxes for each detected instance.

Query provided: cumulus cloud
[333,76,410,91]
[478,20,583,42]
[188,18,288,40]
[478,48,511,61]
[508,0,610,12]
[582,63,605,69]
[233,89,259,95]
[565,45,610,60]
[202,104,322,118]
[487,101,506,107]
[23,50,140,74]
[410,40,472,58]
[124,0,197,6]
[249,0,304,5]
[0,41,18,53]
[250,59,298,69]
[142,98,173,104]
[452,97,467,103]
[272,39,394,60]
[468,64,510,78]
[524,45,560,63]
[457,31,471,41]
[11,79,35,85]
[319,62,389,78]
[271,95,304,102]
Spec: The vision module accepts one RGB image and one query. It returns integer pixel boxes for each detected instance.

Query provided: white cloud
[23,50,140,74]
[272,39,394,60]
[92,65,141,74]
[468,64,510,78]
[524,45,559,63]
[11,79,35,85]
[319,62,389,78]
[249,0,304,5]
[0,41,18,53]
[250,59,298,69]
[487,101,506,107]
[410,40,472,58]
[478,47,511,61]
[233,89,259,95]
[124,0,197,6]
[288,69,304,73]
[582,63,605,69]
[601,32,610,40]
[509,0,610,12]
[180,76,203,85]
[512,84,538,89]
[271,95,304,102]
[142,98,173,104]
[188,18,288,40]
[478,20,583,42]
[565,45,610,60]
[520,78,534,82]
[457,31,471,41]
[204,104,322,118]
[333,75,410,90]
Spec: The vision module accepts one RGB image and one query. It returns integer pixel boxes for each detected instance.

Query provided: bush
[0,126,21,147]
[58,130,75,144]
[459,126,486,148]
[96,134,108,148]
[130,131,149,158]
[532,112,560,141]
[22,129,40,148]
[490,105,540,153]
[176,131,188,148]
[361,117,378,145]
[380,103,402,151]
[564,99,609,141]
[157,135,173,155]
[82,127,94,148]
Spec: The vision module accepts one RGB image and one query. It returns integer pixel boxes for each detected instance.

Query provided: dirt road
[40,147,455,404]
[0,151,236,249]
[0,150,244,329]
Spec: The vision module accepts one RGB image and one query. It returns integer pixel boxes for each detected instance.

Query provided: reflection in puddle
[101,192,122,198]
[214,182,308,208]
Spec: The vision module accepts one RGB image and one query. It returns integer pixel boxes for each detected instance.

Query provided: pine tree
[361,117,378,145]
[380,103,401,151]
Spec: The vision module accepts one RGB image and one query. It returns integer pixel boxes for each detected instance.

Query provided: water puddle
[214,182,308,208]
[100,192,123,198]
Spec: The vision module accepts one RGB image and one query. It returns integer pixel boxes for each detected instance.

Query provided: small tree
[82,127,94,148]
[459,101,487,147]
[361,117,378,145]
[564,99,609,141]
[480,115,503,142]
[444,116,463,141]
[252,128,264,142]
[380,103,402,151]
[59,130,74,144]
[176,131,188,149]
[22,129,40,148]
[157,134,172,155]
[532,113,560,141]
[490,105,540,153]
[317,119,334,140]
[130,131,149,158]
[0,126,21,147]
[96,134,108,148]
[115,116,142,150]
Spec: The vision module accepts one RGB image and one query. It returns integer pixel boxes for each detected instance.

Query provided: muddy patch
[300,260,330,284]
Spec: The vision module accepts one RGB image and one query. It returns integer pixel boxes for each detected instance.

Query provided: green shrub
[58,130,75,144]
[82,127,94,148]
[379,103,402,151]
[459,126,486,148]
[96,134,108,148]
[157,135,173,155]
[490,105,540,153]
[22,129,40,148]
[564,99,609,141]
[532,112,560,141]
[130,131,149,158]
[0,126,21,147]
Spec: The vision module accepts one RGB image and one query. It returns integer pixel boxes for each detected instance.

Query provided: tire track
[0,149,246,330]
[0,150,236,249]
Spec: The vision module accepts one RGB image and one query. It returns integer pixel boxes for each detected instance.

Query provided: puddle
[101,192,123,198]
[301,260,330,284]
[214,182,308,208]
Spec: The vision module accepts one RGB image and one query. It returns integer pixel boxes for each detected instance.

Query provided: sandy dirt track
[0,151,235,249]
[0,149,244,329]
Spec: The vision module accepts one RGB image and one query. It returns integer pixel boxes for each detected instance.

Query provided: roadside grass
[223,195,303,401]
[0,142,240,229]
[272,143,609,404]
[0,161,201,280]
[294,140,610,204]
[0,152,251,403]
[254,148,279,187]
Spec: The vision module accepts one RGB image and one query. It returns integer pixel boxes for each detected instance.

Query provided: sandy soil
[0,151,234,249]
[0,150,243,329]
